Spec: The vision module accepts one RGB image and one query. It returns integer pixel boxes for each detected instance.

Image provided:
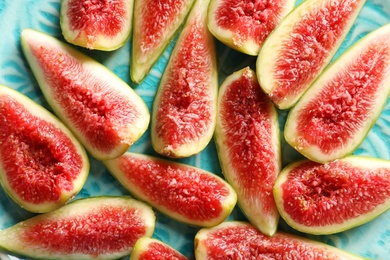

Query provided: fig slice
[20,28,150,161]
[103,152,237,227]
[130,0,196,83]
[207,0,296,56]
[0,196,156,260]
[130,237,188,260]
[151,0,218,158]
[214,67,281,236]
[256,0,367,109]
[0,85,89,213]
[60,0,134,51]
[194,221,365,259]
[273,156,390,235]
[284,23,390,163]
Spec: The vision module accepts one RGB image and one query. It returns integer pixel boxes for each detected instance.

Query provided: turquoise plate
[0,0,389,259]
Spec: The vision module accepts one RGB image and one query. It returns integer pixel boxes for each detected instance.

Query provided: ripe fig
[195,221,365,259]
[0,84,89,213]
[60,0,134,50]
[214,67,281,236]
[0,196,156,260]
[130,0,196,83]
[103,152,237,227]
[130,237,188,260]
[284,23,390,163]
[20,29,150,161]
[207,0,296,55]
[273,156,390,235]
[151,0,218,158]
[256,0,367,109]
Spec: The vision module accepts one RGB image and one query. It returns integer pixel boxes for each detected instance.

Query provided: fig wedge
[214,67,281,236]
[284,23,390,163]
[151,0,218,158]
[103,152,237,227]
[256,0,366,109]
[130,237,188,260]
[207,0,296,55]
[130,0,196,83]
[20,29,150,161]
[273,156,390,235]
[195,221,365,259]
[0,196,155,260]
[0,85,89,213]
[60,0,134,50]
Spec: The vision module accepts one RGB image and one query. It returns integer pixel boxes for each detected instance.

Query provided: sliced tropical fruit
[130,0,196,83]
[273,156,390,235]
[60,0,134,50]
[284,23,390,163]
[0,85,89,213]
[256,0,367,109]
[195,221,365,259]
[214,67,280,236]
[207,0,296,56]
[20,28,150,161]
[130,237,188,260]
[0,196,155,260]
[151,0,217,158]
[103,152,237,227]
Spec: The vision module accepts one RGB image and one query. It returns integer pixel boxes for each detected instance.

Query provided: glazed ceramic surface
[0,0,389,259]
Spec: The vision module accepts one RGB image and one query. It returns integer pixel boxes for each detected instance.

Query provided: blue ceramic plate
[0,0,389,259]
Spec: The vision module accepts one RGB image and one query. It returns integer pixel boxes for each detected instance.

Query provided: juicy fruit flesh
[66,0,128,48]
[0,96,82,204]
[137,0,189,58]
[154,19,214,150]
[215,0,287,47]
[118,155,230,222]
[199,223,346,259]
[271,0,361,104]
[29,41,141,153]
[294,39,390,154]
[219,70,278,217]
[281,160,390,227]
[19,205,147,256]
[137,241,187,260]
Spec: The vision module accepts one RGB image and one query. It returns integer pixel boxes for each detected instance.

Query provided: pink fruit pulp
[29,40,142,153]
[66,0,127,48]
[219,70,278,217]
[117,155,230,222]
[137,241,187,260]
[20,206,146,256]
[271,0,361,105]
[281,160,390,227]
[295,39,390,154]
[199,223,346,259]
[137,0,189,56]
[214,0,288,48]
[154,16,215,150]
[0,96,82,204]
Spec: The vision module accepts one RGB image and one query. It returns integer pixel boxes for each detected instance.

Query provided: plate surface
[0,0,390,259]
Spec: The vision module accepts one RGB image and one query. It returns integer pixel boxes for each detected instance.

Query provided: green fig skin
[0,84,89,213]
